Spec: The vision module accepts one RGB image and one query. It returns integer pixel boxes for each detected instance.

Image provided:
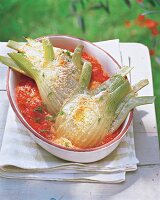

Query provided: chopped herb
[59,110,65,115]
[40,129,48,133]
[53,113,59,118]
[98,118,101,123]
[34,106,43,113]
[47,92,53,97]
[100,87,106,92]
[34,117,41,123]
[42,73,45,78]
[64,142,70,147]
[42,102,47,109]
[46,113,59,120]
[66,50,71,56]
[45,115,55,121]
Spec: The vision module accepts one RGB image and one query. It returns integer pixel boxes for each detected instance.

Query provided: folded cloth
[0,40,139,183]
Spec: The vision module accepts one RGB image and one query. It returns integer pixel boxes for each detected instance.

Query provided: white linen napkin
[0,40,139,183]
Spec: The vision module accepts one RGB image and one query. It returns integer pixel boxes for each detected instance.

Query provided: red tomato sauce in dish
[16,53,120,148]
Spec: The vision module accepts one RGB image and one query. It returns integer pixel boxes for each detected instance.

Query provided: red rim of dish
[6,34,133,152]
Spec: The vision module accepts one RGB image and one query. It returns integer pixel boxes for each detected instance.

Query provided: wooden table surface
[0,42,159,200]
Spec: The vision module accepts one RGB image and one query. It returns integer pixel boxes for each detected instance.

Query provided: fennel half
[0,37,92,114]
[54,66,155,148]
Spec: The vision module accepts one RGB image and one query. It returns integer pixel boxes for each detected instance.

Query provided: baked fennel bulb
[0,37,92,114]
[54,67,155,148]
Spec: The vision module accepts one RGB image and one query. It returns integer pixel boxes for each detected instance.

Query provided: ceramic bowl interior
[7,35,133,162]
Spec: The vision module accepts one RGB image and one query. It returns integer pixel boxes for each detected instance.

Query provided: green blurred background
[0,0,160,135]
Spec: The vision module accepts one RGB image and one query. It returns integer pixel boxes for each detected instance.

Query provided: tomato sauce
[16,53,120,148]
[82,52,109,83]
[16,77,54,140]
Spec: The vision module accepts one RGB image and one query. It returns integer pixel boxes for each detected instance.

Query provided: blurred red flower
[124,21,131,28]
[136,14,145,26]
[151,28,159,36]
[145,19,158,29]
[136,0,143,3]
[149,49,155,56]
[135,15,159,36]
